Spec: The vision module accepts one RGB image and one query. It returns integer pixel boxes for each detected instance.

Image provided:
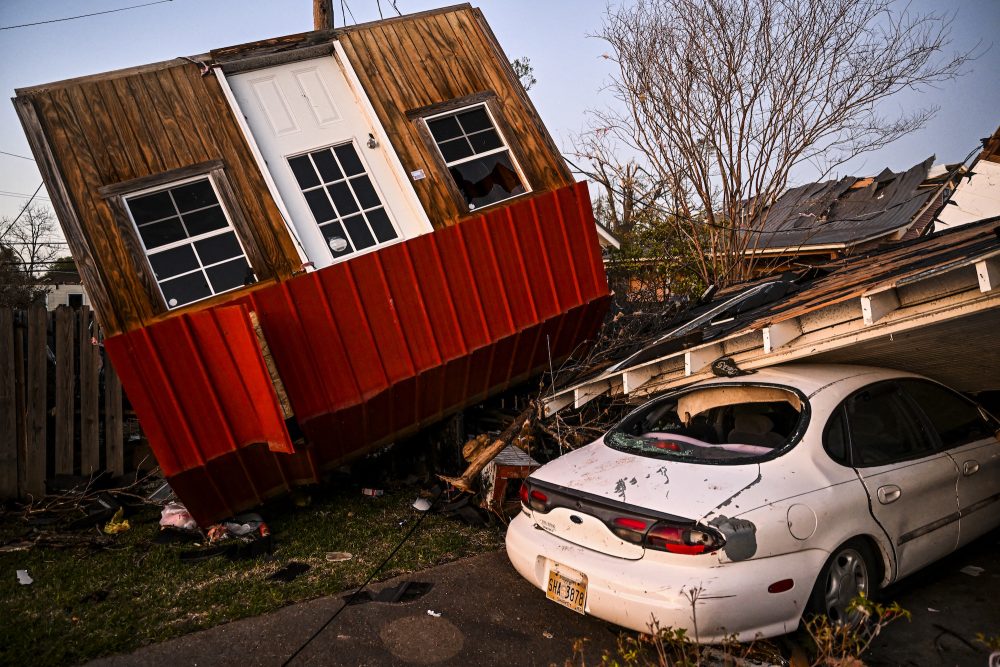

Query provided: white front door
[228,53,428,268]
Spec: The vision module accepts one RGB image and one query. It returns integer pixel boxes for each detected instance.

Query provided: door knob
[963,460,980,476]
[877,485,901,504]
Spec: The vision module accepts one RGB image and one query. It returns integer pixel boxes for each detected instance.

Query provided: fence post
[54,306,74,475]
[79,308,100,474]
[104,356,124,476]
[0,309,16,497]
[24,305,46,498]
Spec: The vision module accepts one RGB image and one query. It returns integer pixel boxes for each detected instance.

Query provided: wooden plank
[0,309,17,497]
[104,352,124,476]
[24,305,47,498]
[54,306,75,475]
[79,308,101,474]
[13,310,27,497]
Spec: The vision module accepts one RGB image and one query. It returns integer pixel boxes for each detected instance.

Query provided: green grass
[0,486,503,666]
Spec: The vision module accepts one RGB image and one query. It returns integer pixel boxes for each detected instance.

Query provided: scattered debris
[960,565,985,577]
[542,630,553,639]
[347,581,434,605]
[269,562,311,583]
[427,609,441,617]
[103,507,130,534]
[412,498,431,512]
[362,488,384,498]
[928,608,940,613]
[325,551,353,562]
[16,569,33,586]
[147,482,174,503]
[439,404,536,494]
[159,502,197,531]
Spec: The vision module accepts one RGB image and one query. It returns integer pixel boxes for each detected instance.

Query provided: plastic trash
[16,569,32,585]
[361,488,384,497]
[426,609,441,617]
[159,502,197,531]
[412,498,432,512]
[960,565,985,577]
[103,507,130,534]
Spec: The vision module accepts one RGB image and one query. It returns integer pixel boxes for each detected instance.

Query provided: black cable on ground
[280,488,446,667]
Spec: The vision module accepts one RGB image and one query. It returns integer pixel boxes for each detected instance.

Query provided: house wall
[44,283,90,310]
[336,6,574,227]
[15,65,303,336]
[14,5,574,337]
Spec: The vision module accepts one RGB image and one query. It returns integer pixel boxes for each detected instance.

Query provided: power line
[0,191,51,202]
[2,183,44,235]
[0,150,35,161]
[0,0,174,30]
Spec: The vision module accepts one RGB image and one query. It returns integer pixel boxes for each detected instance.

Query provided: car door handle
[877,485,902,504]
[963,460,980,476]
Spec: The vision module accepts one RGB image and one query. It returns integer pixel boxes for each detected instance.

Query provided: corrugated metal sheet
[105,182,609,524]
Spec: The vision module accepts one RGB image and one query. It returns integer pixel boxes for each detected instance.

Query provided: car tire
[807,538,880,626]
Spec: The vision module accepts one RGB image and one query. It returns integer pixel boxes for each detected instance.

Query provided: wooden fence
[0,305,130,500]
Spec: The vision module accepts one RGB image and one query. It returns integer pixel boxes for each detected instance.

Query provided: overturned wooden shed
[14,5,609,524]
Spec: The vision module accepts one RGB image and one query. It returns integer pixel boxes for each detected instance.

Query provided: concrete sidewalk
[88,550,620,667]
[88,530,1000,667]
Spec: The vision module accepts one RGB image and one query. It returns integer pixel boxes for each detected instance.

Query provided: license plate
[546,564,588,614]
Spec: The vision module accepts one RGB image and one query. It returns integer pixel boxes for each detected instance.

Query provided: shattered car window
[606,384,807,463]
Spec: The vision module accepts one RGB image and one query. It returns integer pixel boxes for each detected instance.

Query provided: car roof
[693,363,925,398]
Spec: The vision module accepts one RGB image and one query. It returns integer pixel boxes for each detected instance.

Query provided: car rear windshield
[605,384,808,463]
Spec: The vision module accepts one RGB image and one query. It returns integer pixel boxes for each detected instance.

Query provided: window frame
[100,160,268,313]
[411,93,531,213]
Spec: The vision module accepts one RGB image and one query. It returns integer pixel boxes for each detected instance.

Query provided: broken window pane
[606,385,805,463]
[426,103,526,211]
[449,153,526,209]
[125,175,254,309]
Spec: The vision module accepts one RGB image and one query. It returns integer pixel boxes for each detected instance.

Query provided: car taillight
[644,522,724,555]
[611,517,649,543]
[528,489,549,512]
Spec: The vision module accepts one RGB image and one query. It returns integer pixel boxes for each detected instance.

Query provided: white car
[506,364,1000,641]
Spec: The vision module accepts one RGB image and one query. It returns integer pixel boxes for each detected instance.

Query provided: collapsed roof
[547,215,1000,416]
[747,157,940,254]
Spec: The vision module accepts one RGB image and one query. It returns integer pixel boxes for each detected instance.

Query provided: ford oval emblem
[570,515,583,524]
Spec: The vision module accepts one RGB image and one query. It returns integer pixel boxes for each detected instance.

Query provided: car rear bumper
[505,512,827,642]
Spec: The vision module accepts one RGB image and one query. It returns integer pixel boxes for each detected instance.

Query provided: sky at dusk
[0,0,997,230]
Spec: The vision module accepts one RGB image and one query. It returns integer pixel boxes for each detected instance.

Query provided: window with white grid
[288,142,399,260]
[425,103,527,210]
[124,177,254,309]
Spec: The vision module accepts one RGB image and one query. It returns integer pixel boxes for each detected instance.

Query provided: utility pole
[314,0,334,30]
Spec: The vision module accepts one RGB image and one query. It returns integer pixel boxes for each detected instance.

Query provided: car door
[898,379,1000,547]
[845,381,960,580]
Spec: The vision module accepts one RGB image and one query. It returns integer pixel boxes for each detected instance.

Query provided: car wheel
[808,539,879,626]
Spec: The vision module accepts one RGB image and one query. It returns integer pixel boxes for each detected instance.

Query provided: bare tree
[0,203,61,307]
[587,0,975,286]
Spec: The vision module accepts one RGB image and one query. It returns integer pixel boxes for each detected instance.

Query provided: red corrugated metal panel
[105,182,609,525]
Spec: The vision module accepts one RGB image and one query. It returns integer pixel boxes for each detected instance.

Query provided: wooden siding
[15,64,302,336]
[337,6,574,228]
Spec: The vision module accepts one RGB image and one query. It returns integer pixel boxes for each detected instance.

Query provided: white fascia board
[861,288,900,326]
[685,343,724,375]
[623,364,661,393]
[574,380,611,409]
[543,392,575,418]
[763,317,801,353]
[977,257,1000,293]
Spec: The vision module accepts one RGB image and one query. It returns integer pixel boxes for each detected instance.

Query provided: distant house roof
[746,157,939,254]
[937,124,1000,232]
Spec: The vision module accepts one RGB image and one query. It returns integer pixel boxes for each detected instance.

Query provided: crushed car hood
[530,439,762,522]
